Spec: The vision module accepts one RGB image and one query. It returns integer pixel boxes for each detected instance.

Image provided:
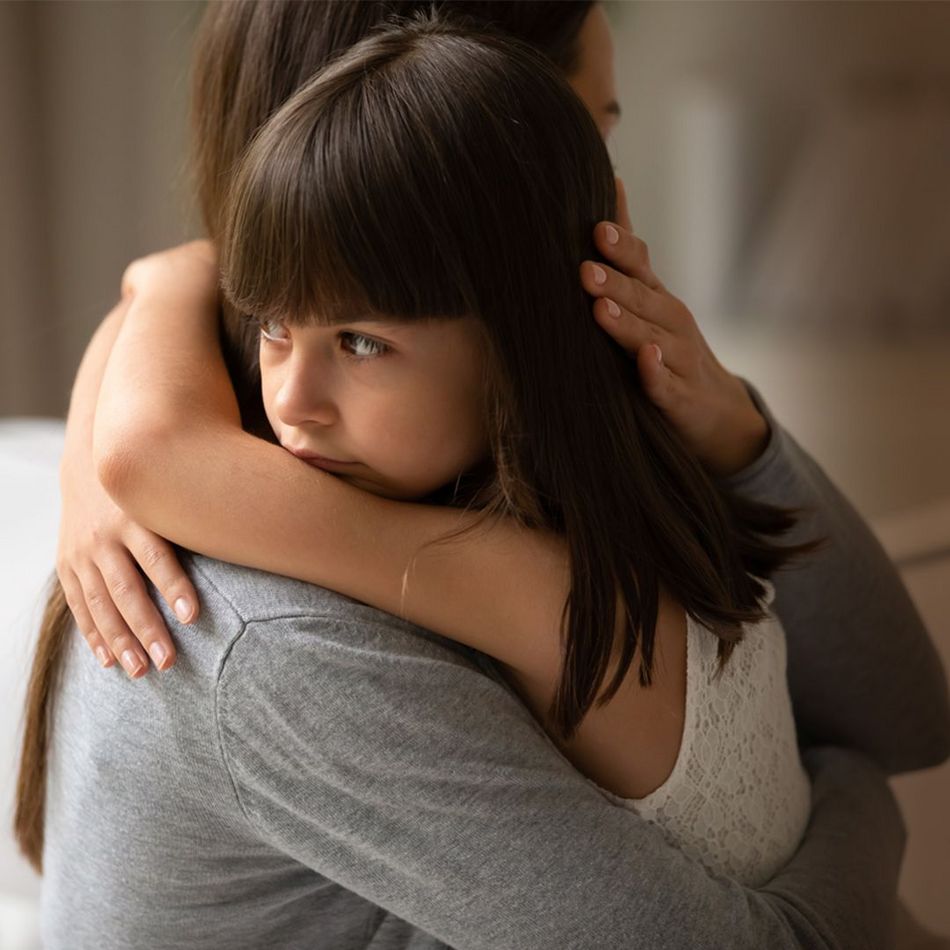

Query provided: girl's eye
[340,331,389,360]
[260,319,290,342]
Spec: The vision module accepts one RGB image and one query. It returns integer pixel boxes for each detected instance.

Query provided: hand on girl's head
[581,180,766,477]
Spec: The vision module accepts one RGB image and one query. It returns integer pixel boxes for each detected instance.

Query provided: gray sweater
[40,385,949,949]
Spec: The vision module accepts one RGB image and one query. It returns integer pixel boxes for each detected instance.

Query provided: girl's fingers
[128,530,198,625]
[592,223,663,292]
[97,549,179,672]
[59,568,115,669]
[76,565,149,679]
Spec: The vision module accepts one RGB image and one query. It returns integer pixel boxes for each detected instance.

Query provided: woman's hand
[582,180,770,478]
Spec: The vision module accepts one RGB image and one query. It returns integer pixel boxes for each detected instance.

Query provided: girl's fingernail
[604,224,620,245]
[592,265,607,285]
[121,649,144,676]
[605,298,621,318]
[174,597,192,622]
[149,642,168,668]
[653,344,663,365]
[95,646,111,668]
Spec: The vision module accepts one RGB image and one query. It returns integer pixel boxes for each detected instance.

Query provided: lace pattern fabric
[593,580,811,887]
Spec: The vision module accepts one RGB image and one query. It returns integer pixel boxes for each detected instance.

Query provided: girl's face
[260,316,490,500]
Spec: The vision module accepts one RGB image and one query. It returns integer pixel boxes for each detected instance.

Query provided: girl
[16,4,945,946]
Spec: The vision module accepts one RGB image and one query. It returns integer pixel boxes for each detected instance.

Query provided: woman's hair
[217,11,823,743]
[13,0,600,876]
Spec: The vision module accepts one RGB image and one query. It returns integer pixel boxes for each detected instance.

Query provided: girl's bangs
[220,72,475,328]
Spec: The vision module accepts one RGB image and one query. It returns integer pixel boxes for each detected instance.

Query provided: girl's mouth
[284,446,355,468]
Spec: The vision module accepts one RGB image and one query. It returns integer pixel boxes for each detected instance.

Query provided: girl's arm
[95,246,572,684]
[55,294,199,677]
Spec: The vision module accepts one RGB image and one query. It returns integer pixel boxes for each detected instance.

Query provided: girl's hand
[581,180,769,478]
[56,243,217,678]
[58,451,198,677]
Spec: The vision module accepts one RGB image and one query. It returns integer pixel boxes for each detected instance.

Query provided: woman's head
[220,14,616,509]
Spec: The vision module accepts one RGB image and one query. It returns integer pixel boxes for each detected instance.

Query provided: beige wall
[0,0,202,417]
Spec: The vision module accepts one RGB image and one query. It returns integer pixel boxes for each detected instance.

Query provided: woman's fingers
[582,261,677,336]
[128,529,198,626]
[592,219,664,292]
[76,564,151,678]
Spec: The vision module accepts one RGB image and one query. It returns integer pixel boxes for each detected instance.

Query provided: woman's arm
[717,387,950,774]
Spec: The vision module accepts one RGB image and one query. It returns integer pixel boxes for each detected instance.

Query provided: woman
[13,1,944,950]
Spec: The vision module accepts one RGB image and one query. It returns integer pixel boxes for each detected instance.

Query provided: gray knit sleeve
[719,380,950,773]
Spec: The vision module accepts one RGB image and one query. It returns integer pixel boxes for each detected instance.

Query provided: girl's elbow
[94,418,168,511]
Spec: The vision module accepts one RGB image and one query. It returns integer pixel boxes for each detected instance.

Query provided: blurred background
[1,0,948,945]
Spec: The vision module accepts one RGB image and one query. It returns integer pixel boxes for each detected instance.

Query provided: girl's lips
[285,447,354,468]
[302,456,352,471]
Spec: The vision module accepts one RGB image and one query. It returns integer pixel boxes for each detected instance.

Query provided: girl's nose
[273,357,338,428]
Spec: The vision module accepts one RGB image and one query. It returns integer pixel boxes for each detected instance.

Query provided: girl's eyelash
[259,319,288,342]
[257,322,389,360]
[339,331,389,360]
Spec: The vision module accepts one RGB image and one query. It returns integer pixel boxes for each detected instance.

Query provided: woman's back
[41,554,455,949]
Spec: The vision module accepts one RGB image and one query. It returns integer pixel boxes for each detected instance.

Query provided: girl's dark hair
[219,10,823,744]
[191,1,593,429]
[13,0,601,875]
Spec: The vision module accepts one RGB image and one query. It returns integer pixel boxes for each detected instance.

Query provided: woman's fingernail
[604,224,620,245]
[95,646,111,668]
[149,642,168,669]
[591,265,607,285]
[653,344,663,365]
[605,298,621,318]
[121,649,144,676]
[174,598,192,622]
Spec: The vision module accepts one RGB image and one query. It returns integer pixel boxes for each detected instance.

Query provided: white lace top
[593,580,811,886]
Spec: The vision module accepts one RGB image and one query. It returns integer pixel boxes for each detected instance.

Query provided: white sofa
[1,421,948,945]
